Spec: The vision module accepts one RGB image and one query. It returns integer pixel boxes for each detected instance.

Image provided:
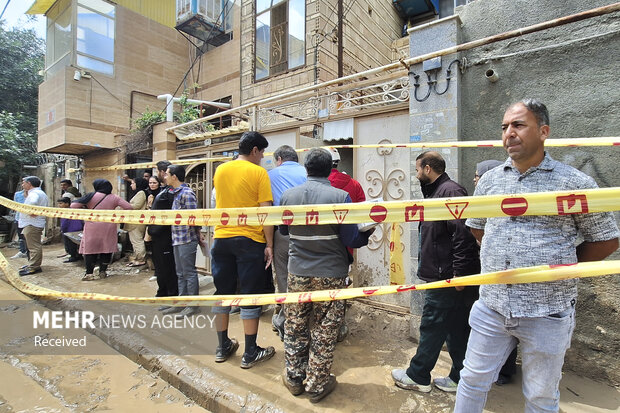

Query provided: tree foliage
[0,112,38,177]
[0,20,44,184]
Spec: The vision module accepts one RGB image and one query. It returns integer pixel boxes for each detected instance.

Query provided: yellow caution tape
[72,137,620,172]
[2,187,618,226]
[0,251,617,306]
[389,223,405,285]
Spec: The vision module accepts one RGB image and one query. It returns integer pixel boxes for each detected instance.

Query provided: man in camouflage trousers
[279,148,373,403]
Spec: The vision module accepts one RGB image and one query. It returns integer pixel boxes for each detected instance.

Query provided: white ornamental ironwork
[258,76,409,129]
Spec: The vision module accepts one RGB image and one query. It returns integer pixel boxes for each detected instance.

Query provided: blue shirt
[171,184,199,246]
[268,161,307,206]
[18,187,49,229]
[466,153,619,318]
[13,190,26,221]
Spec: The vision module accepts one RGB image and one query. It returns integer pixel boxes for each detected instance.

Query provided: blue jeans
[173,241,199,296]
[455,300,575,413]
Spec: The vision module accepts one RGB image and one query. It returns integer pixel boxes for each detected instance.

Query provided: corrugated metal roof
[27,0,176,28]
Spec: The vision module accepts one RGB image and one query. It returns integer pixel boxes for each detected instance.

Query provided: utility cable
[89,73,135,113]
[0,0,11,20]
[163,0,232,118]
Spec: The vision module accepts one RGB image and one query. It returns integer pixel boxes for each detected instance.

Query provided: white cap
[329,148,340,161]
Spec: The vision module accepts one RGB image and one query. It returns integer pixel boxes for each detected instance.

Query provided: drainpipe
[158,94,175,122]
[157,94,232,122]
[338,0,343,80]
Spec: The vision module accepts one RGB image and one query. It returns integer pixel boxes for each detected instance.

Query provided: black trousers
[406,287,479,385]
[63,235,80,259]
[84,253,112,274]
[151,232,178,297]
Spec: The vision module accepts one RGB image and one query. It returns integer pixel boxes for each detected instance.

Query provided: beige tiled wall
[38,6,190,154]
[239,0,404,104]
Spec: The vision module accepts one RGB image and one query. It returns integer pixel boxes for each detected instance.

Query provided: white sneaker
[10,252,27,259]
[391,369,432,393]
[149,276,157,281]
[433,376,458,392]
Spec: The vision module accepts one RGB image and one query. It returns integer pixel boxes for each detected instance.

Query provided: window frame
[45,0,72,73]
[254,0,306,82]
[75,0,116,76]
[44,0,116,77]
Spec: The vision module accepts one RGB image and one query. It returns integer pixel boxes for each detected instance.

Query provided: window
[45,0,72,74]
[76,0,115,75]
[255,0,305,81]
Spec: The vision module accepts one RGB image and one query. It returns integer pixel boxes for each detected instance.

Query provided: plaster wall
[453,0,620,384]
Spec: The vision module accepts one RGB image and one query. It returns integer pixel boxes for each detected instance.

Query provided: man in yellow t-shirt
[211,131,276,369]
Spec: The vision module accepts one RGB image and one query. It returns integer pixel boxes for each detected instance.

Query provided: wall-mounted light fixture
[73,69,92,81]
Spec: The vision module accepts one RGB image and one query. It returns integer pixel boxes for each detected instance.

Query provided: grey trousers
[272,230,290,329]
[173,241,199,296]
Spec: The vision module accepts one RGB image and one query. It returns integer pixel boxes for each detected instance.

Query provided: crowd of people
[7,99,619,410]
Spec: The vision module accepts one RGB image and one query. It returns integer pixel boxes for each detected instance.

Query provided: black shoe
[63,257,80,263]
[18,267,42,276]
[282,369,304,396]
[215,338,239,363]
[240,346,275,369]
[495,374,513,386]
[309,375,337,403]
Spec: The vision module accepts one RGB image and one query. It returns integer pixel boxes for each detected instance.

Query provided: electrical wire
[413,72,432,102]
[163,0,232,118]
[89,73,134,112]
[434,59,461,95]
[0,0,11,20]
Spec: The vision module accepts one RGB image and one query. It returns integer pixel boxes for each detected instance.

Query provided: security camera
[73,70,81,81]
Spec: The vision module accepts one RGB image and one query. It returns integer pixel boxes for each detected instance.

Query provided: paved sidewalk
[1,244,619,412]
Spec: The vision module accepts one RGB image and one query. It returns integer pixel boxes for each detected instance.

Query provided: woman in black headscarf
[145,175,162,208]
[71,179,132,280]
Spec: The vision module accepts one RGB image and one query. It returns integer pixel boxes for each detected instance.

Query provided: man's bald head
[416,151,446,175]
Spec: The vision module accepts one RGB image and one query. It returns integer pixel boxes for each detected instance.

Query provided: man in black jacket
[149,160,179,307]
[392,151,480,393]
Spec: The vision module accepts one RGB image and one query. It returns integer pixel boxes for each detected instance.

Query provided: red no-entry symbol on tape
[281,210,294,225]
[369,205,388,223]
[501,197,528,216]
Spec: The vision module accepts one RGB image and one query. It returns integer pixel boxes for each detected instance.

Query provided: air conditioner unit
[392,0,439,21]
[175,0,233,47]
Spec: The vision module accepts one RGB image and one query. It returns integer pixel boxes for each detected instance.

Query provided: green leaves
[0,22,44,183]
[0,111,38,180]
[132,108,165,132]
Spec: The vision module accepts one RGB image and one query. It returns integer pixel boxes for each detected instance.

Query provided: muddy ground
[0,243,618,412]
